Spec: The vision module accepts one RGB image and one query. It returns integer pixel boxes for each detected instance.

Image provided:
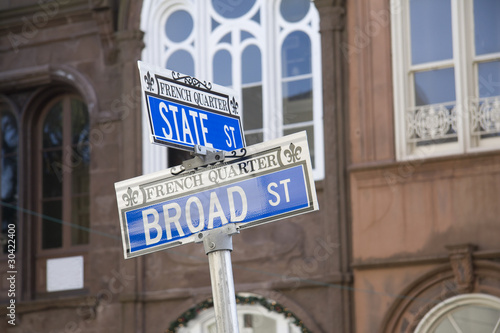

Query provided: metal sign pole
[196,224,240,333]
[188,148,240,332]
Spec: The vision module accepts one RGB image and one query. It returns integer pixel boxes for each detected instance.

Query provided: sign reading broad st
[138,61,245,151]
[115,132,318,259]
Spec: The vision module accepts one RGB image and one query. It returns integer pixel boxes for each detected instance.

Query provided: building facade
[347,0,500,332]
[2,0,499,332]
[1,1,351,332]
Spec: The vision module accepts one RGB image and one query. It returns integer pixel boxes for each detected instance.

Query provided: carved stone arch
[48,65,99,121]
[0,94,20,118]
[4,64,99,129]
[379,258,500,333]
[115,0,145,31]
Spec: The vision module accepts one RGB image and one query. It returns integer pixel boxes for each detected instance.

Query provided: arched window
[415,294,500,333]
[178,304,303,333]
[0,100,18,254]
[36,94,90,294]
[141,0,324,179]
[170,295,309,333]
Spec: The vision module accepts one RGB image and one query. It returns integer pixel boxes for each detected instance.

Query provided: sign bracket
[195,224,240,332]
[194,224,239,254]
[181,145,226,171]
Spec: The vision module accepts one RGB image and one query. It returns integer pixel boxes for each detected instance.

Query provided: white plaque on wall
[46,256,84,292]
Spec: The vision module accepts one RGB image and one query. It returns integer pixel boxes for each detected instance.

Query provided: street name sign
[138,61,245,152]
[115,131,318,259]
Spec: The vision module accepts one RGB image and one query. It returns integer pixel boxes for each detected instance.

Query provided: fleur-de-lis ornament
[123,187,139,207]
[144,71,154,91]
[284,143,302,163]
[230,96,239,115]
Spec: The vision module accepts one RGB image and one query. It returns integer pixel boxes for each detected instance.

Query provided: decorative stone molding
[446,244,477,293]
[378,245,500,333]
[90,4,117,64]
[115,29,145,63]
[316,5,346,32]
[0,64,100,122]
[88,0,110,9]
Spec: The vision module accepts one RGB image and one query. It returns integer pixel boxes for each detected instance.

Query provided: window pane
[212,0,256,19]
[282,31,311,78]
[213,49,232,86]
[282,78,312,125]
[451,305,500,333]
[243,314,276,332]
[165,10,193,43]
[432,318,456,333]
[72,152,89,194]
[280,0,310,23]
[242,86,263,130]
[1,156,17,203]
[1,111,18,155]
[410,0,453,65]
[167,50,195,77]
[42,150,63,198]
[219,32,231,44]
[43,101,63,148]
[474,0,500,55]
[478,60,500,98]
[284,125,315,168]
[71,195,89,245]
[245,131,263,146]
[71,98,90,195]
[71,99,89,145]
[42,200,62,249]
[240,30,255,43]
[414,68,456,106]
[242,45,261,84]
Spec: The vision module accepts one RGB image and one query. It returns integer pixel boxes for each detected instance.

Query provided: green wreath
[166,294,312,332]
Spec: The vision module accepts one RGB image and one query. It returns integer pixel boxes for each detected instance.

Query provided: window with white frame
[391,0,500,160]
[141,0,324,179]
[415,293,500,333]
[178,304,303,333]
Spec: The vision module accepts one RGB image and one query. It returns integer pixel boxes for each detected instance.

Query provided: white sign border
[115,131,318,259]
[138,61,245,151]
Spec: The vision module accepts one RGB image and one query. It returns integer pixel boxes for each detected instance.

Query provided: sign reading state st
[115,132,319,259]
[138,61,245,152]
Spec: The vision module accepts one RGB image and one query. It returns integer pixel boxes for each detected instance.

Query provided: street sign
[115,131,318,259]
[138,61,245,152]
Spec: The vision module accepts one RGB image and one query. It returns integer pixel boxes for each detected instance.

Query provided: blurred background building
[0,0,499,332]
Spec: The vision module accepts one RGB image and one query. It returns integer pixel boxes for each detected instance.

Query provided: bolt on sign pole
[195,224,240,332]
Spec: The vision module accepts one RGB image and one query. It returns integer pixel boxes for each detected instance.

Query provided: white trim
[391,0,500,161]
[178,303,303,333]
[409,59,455,72]
[414,293,500,333]
[390,0,408,160]
[140,0,324,180]
[451,0,466,155]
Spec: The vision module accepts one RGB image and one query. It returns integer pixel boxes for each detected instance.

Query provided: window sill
[348,148,500,173]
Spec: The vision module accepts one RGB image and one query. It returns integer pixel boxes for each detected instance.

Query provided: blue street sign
[139,61,245,152]
[115,131,318,259]
[146,95,244,151]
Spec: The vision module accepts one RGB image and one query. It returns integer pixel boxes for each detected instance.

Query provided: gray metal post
[196,224,240,333]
